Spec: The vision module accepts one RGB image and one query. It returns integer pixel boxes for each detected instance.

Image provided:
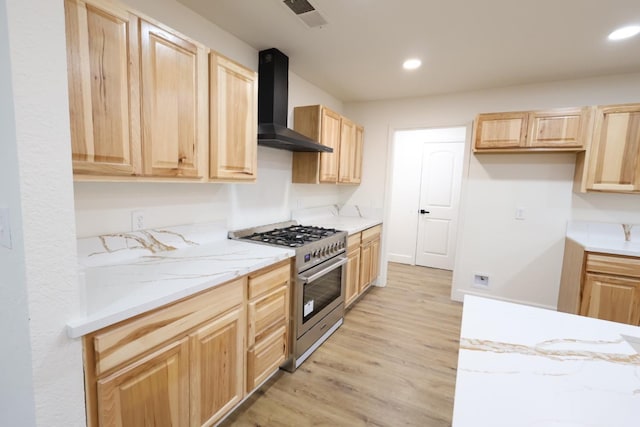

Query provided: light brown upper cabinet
[577,104,640,193]
[209,54,258,181]
[353,125,364,183]
[64,0,142,176]
[139,20,208,179]
[473,107,592,153]
[65,0,210,181]
[292,105,363,184]
[338,118,363,184]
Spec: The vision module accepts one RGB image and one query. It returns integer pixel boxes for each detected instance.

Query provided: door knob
[419,209,430,214]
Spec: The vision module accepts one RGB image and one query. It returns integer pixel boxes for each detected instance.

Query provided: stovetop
[229,221,348,271]
[243,225,340,248]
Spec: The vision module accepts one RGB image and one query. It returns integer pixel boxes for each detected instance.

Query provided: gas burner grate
[242,225,338,247]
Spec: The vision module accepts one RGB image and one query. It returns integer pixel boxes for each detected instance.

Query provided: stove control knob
[313,250,318,258]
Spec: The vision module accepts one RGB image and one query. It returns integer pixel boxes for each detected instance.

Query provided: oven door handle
[298,257,348,284]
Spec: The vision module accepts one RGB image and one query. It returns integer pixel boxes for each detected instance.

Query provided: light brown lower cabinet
[97,337,190,427]
[345,224,382,308]
[580,273,640,325]
[359,225,382,293]
[84,260,291,427]
[558,239,640,326]
[344,233,361,307]
[189,308,245,427]
[246,261,290,390]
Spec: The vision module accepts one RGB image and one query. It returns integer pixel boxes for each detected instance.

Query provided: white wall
[74,0,345,238]
[0,0,36,424]
[345,72,640,309]
[4,0,85,425]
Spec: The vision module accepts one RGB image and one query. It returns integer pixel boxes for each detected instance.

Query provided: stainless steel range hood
[258,48,332,153]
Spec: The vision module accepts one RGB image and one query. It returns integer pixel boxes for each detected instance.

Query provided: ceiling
[178,0,640,102]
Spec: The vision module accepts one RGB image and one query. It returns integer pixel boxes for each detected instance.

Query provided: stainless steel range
[229,221,347,371]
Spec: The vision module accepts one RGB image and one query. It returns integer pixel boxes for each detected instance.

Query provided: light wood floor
[221,262,463,427]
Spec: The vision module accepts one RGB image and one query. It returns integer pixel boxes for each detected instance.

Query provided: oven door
[296,255,347,338]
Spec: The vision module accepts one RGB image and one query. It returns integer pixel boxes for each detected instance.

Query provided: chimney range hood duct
[258,48,332,152]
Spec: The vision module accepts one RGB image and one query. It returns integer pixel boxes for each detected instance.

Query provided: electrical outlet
[473,274,490,288]
[131,210,144,231]
[515,207,526,220]
[0,207,11,249]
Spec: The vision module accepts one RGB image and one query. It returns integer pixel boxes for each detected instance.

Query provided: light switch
[0,207,12,249]
[515,207,526,220]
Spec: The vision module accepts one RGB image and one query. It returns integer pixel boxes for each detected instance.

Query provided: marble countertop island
[66,222,294,338]
[453,295,640,426]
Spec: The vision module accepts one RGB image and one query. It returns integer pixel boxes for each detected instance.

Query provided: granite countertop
[291,205,382,235]
[453,295,640,426]
[567,221,640,257]
[66,222,294,338]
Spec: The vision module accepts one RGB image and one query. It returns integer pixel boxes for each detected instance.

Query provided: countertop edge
[66,252,294,339]
[566,235,640,257]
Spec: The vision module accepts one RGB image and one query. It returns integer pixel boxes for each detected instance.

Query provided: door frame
[382,122,473,272]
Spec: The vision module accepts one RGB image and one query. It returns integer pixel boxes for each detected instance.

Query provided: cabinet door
[190,307,244,427]
[247,286,288,347]
[140,20,207,178]
[359,243,372,293]
[338,117,356,183]
[319,108,341,183]
[527,108,590,149]
[370,237,381,283]
[580,273,640,325]
[353,125,364,184]
[474,112,527,150]
[345,246,361,307]
[247,325,287,391]
[209,53,257,181]
[64,0,141,176]
[586,104,640,192]
[97,338,189,427]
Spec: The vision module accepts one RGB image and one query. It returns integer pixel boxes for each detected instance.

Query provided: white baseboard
[387,253,413,264]
[452,288,556,311]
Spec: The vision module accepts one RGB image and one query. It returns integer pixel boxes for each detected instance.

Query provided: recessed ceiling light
[403,58,422,70]
[608,25,640,41]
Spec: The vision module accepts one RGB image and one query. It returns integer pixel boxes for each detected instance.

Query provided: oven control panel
[297,233,347,272]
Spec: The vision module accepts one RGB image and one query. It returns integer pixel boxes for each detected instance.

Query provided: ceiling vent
[282,0,327,28]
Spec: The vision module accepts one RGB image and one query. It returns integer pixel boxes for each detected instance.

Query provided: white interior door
[415,142,464,270]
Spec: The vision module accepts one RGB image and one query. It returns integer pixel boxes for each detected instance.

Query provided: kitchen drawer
[361,224,382,243]
[586,253,640,278]
[92,277,244,376]
[247,325,287,391]
[247,285,288,347]
[347,233,361,251]
[248,260,290,299]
